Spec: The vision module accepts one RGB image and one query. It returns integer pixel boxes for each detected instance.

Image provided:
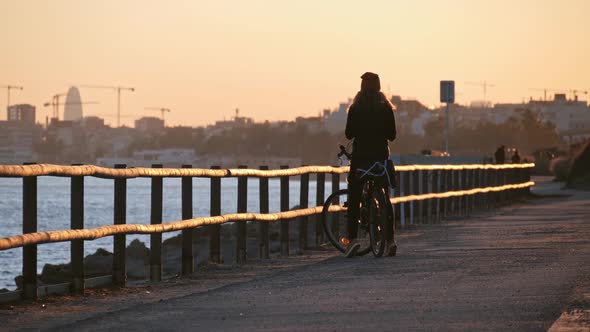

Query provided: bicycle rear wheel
[368,186,389,257]
[321,189,371,255]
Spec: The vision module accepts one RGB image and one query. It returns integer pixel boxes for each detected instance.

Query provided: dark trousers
[347,167,394,242]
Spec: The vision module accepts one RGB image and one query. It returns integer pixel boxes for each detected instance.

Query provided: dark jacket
[345,91,396,160]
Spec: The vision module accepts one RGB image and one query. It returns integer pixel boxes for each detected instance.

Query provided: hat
[360,72,381,92]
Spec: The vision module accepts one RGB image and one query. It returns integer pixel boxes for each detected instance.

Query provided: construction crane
[43,94,99,120]
[1,84,24,110]
[528,88,563,101]
[465,81,495,107]
[529,88,588,101]
[79,85,135,127]
[572,89,588,100]
[43,94,66,119]
[144,107,171,122]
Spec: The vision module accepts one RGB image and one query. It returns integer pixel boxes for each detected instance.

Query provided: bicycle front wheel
[368,187,389,257]
[322,189,371,255]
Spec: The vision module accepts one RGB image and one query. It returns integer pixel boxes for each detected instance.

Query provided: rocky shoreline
[5,218,317,291]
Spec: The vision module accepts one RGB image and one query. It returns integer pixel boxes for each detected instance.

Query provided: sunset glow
[1,0,589,126]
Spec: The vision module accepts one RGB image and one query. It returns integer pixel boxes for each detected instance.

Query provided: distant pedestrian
[511,149,521,164]
[494,145,505,164]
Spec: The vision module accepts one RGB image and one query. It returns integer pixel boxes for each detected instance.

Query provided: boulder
[40,263,72,285]
[568,140,590,185]
[84,248,113,277]
[126,239,150,280]
[549,157,571,181]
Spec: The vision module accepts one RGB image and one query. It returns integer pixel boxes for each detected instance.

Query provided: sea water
[0,176,336,290]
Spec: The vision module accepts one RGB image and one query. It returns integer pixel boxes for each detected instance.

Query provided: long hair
[349,91,394,112]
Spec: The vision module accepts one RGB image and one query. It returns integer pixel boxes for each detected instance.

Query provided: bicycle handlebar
[338,145,352,160]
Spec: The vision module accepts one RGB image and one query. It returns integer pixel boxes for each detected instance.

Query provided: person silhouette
[512,149,521,163]
[344,72,397,257]
[495,145,506,164]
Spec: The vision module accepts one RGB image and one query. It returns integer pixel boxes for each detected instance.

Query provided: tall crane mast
[79,85,135,127]
[44,94,66,119]
[1,84,24,111]
[465,81,495,107]
[144,107,171,123]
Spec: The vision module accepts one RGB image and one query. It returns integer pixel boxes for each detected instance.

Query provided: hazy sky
[1,0,589,126]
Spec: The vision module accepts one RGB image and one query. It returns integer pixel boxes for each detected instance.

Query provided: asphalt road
[46,183,590,331]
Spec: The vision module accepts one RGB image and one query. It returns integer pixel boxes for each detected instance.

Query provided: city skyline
[1,0,589,127]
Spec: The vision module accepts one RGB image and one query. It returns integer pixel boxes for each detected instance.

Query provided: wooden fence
[0,162,533,301]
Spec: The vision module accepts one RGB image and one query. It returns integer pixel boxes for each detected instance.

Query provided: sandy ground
[0,177,589,331]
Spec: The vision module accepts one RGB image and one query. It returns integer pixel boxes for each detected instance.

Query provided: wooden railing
[0,162,533,301]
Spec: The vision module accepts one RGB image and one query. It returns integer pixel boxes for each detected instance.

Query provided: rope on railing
[0,163,535,179]
[390,181,534,203]
[0,181,534,250]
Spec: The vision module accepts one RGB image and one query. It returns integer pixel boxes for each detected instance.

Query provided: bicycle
[321,145,394,257]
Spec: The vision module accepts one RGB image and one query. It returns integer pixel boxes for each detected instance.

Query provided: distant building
[96,148,195,167]
[63,87,84,121]
[295,114,324,132]
[135,116,164,131]
[0,121,40,164]
[7,104,36,125]
[210,109,254,130]
[80,116,106,130]
[491,94,590,139]
[324,102,350,133]
[391,95,429,136]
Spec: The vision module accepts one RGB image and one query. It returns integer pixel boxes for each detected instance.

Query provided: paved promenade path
[2,178,589,331]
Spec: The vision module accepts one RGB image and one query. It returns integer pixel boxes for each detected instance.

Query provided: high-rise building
[7,104,36,125]
[63,87,83,121]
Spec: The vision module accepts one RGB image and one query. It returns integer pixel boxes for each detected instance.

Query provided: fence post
[22,162,37,300]
[394,172,402,228]
[440,170,448,220]
[460,168,468,216]
[210,166,222,263]
[420,169,428,224]
[478,168,484,211]
[411,170,419,225]
[298,170,309,254]
[181,164,194,275]
[494,168,500,207]
[315,173,325,246]
[237,165,248,264]
[452,169,459,216]
[113,164,127,287]
[402,171,411,226]
[507,167,514,201]
[503,168,509,203]
[280,165,290,256]
[467,168,473,215]
[486,168,494,210]
[331,170,340,236]
[258,166,270,259]
[150,164,163,282]
[474,168,481,211]
[501,168,507,203]
[71,163,85,293]
[432,169,440,223]
[473,168,479,213]
[525,165,531,195]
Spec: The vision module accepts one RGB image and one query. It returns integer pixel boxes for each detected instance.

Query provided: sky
[1,0,589,127]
